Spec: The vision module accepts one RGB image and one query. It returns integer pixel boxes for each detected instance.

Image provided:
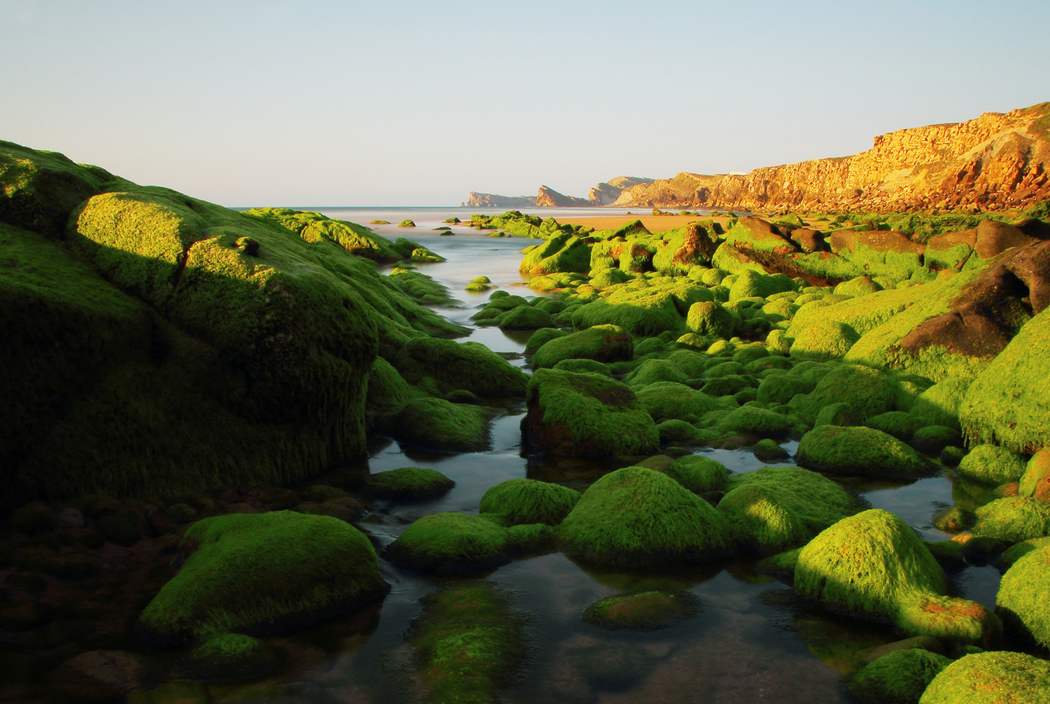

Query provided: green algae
[139,511,387,641]
[559,466,734,567]
[408,582,528,704]
[478,478,581,526]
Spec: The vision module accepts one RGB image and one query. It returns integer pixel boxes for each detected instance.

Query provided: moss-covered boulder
[138,511,387,642]
[635,382,721,424]
[247,208,403,263]
[531,324,633,369]
[792,364,897,423]
[756,374,816,405]
[1019,448,1050,501]
[659,455,729,495]
[918,652,1050,704]
[795,509,999,647]
[624,358,691,388]
[685,301,735,339]
[392,337,527,397]
[523,369,658,457]
[718,405,793,437]
[955,444,1028,486]
[909,425,962,455]
[570,281,701,337]
[384,512,511,574]
[790,320,861,360]
[797,425,938,479]
[558,467,734,567]
[366,467,455,500]
[392,398,494,452]
[972,497,1050,543]
[717,466,856,554]
[582,591,701,630]
[960,307,1050,454]
[408,582,527,704]
[498,305,554,330]
[848,648,950,704]
[996,545,1050,650]
[479,478,581,526]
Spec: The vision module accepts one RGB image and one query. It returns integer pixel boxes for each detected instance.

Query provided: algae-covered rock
[408,582,527,704]
[393,337,527,397]
[918,651,1050,704]
[366,467,455,500]
[685,301,735,339]
[479,478,582,526]
[756,374,816,405]
[718,405,793,437]
[996,545,1050,650]
[960,307,1050,454]
[186,633,279,681]
[384,512,511,574]
[795,509,999,647]
[624,358,691,388]
[531,324,633,369]
[582,590,701,630]
[393,398,493,452]
[660,455,729,495]
[138,511,387,641]
[499,305,554,330]
[717,466,856,554]
[955,444,1028,486]
[1019,448,1050,501]
[248,208,403,263]
[792,364,897,423]
[797,425,938,478]
[909,425,962,455]
[790,320,861,360]
[635,382,720,424]
[570,280,701,337]
[848,648,950,704]
[753,438,790,461]
[972,497,1050,543]
[558,467,734,567]
[524,369,658,458]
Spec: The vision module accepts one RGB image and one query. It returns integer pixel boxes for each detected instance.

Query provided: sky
[2,0,1048,207]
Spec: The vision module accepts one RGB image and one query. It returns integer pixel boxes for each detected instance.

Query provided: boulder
[996,545,1050,650]
[582,590,701,630]
[971,497,1050,543]
[848,648,950,704]
[531,324,633,369]
[918,652,1050,704]
[384,512,511,574]
[479,478,581,526]
[392,337,528,397]
[954,444,1027,486]
[797,426,938,479]
[523,369,658,457]
[1019,448,1050,501]
[365,467,455,500]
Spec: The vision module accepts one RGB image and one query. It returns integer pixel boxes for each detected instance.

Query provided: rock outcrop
[535,185,591,207]
[465,192,536,208]
[587,176,655,205]
[612,102,1050,212]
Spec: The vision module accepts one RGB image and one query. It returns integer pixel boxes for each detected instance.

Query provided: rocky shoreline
[3,139,1050,703]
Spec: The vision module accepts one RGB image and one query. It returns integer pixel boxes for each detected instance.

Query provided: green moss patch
[918,651,1050,704]
[532,324,633,369]
[582,590,701,630]
[955,444,1028,486]
[393,337,527,398]
[797,425,937,479]
[385,512,511,574]
[392,398,494,452]
[479,478,581,526]
[972,497,1050,544]
[848,648,949,704]
[366,467,455,500]
[996,545,1050,650]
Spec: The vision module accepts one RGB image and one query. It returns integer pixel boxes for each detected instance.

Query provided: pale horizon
[3,0,1048,207]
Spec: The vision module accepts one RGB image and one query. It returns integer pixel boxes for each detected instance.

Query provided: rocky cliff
[466,192,537,208]
[535,185,591,207]
[467,177,656,208]
[613,102,1050,212]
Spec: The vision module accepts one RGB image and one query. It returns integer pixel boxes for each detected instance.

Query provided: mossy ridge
[384,512,512,574]
[408,582,528,704]
[960,306,1050,454]
[996,545,1050,651]
[478,478,581,526]
[387,267,458,305]
[558,466,734,567]
[245,207,403,263]
[918,651,1050,704]
[0,139,114,236]
[139,511,388,641]
[524,368,658,458]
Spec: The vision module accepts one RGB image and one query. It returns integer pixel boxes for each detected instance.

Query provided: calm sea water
[179,206,1001,704]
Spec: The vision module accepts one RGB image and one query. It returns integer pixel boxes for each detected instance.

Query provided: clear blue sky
[3,0,1048,206]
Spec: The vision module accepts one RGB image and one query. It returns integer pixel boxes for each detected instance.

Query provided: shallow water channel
[147,212,1002,703]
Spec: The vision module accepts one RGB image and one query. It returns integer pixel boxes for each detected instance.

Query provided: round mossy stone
[909,425,962,455]
[793,363,896,423]
[955,444,1028,486]
[582,590,701,630]
[996,545,1050,650]
[918,651,1050,704]
[790,320,861,360]
[848,648,950,704]
[719,405,793,437]
[636,382,720,423]
[813,402,860,428]
[753,438,789,461]
[756,374,815,405]
[660,455,729,494]
[998,536,1050,568]
[393,397,493,452]
[138,511,388,642]
[558,467,734,567]
[865,411,924,441]
[624,358,690,388]
[531,324,633,369]
[834,276,883,297]
[718,466,856,555]
[499,305,554,330]
[685,301,734,339]
[479,478,581,526]
[656,419,701,444]
[931,507,976,534]
[796,425,938,479]
[384,512,510,575]
[366,467,455,501]
[553,358,611,376]
[1019,448,1050,501]
[972,497,1050,543]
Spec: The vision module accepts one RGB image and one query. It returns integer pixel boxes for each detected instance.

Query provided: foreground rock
[138,511,388,642]
[919,651,1050,704]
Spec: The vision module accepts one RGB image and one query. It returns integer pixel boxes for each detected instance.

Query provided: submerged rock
[582,590,701,630]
